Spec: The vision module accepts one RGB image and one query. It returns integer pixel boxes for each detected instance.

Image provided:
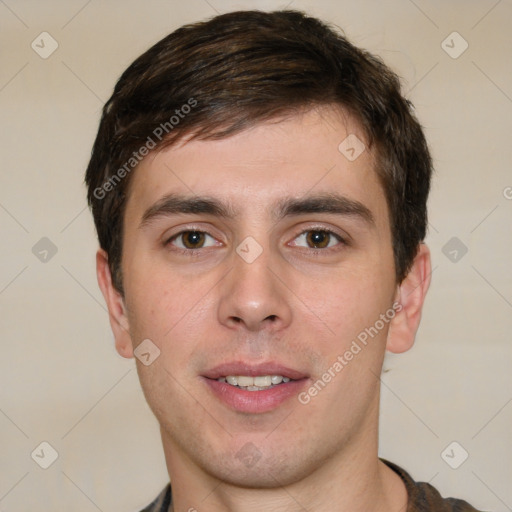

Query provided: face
[100,106,428,489]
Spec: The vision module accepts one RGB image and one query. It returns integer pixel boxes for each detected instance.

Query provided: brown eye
[291,229,346,251]
[181,231,205,248]
[290,228,349,255]
[306,230,331,248]
[169,230,215,250]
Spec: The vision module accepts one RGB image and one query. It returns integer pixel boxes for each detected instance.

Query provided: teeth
[218,375,292,389]
[237,376,254,387]
[254,376,272,387]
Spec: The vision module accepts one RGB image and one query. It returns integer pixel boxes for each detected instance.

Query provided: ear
[96,249,134,359]
[386,243,431,354]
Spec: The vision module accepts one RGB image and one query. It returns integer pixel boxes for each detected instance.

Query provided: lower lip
[202,377,308,414]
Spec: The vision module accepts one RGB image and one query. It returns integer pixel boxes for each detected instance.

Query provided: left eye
[169,231,217,249]
[291,230,343,249]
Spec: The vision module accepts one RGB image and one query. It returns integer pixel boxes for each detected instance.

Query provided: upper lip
[202,362,308,380]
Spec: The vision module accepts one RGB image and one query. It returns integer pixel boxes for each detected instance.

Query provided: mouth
[202,362,309,413]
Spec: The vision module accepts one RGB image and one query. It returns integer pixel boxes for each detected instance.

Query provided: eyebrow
[139,192,375,228]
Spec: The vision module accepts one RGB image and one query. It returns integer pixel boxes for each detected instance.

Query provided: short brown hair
[85,9,432,293]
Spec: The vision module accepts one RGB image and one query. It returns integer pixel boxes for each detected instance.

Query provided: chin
[205,461,303,489]
[197,443,324,489]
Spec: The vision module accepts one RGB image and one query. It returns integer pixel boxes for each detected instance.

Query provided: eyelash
[164,226,348,256]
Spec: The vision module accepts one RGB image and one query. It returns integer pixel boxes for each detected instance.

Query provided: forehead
[124,107,389,230]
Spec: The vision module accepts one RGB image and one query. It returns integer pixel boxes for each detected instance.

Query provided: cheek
[124,276,172,350]
[302,264,394,348]
[125,254,185,324]
[125,267,214,367]
[298,277,392,418]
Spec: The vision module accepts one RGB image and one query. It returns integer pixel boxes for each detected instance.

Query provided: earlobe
[96,249,134,359]
[386,243,431,354]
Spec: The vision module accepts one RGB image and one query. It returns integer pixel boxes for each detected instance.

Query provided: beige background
[1,0,511,510]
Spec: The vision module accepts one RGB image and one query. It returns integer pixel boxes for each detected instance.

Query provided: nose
[217,244,293,333]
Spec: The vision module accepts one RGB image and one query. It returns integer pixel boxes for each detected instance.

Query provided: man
[85,9,482,512]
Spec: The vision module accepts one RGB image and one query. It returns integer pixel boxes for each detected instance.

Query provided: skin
[97,106,431,512]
